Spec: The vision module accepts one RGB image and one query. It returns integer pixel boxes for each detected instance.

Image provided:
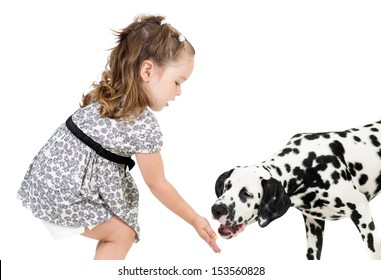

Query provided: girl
[17,14,220,260]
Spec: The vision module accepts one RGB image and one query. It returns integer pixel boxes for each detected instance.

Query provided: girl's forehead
[164,54,194,75]
[170,52,194,66]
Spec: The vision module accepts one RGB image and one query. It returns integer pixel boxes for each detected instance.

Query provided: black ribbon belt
[65,116,135,171]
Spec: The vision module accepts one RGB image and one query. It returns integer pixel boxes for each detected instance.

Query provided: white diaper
[42,221,97,240]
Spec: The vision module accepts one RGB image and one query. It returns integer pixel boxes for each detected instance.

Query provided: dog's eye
[239,187,253,200]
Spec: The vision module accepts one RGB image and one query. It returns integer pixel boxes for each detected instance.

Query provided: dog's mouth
[218,223,246,238]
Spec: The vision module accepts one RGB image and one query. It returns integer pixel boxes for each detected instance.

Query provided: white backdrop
[1,0,381,279]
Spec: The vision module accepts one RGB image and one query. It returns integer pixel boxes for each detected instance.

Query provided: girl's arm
[135,152,221,253]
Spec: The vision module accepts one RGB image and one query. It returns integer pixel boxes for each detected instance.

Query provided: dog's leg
[347,194,381,259]
[303,215,325,260]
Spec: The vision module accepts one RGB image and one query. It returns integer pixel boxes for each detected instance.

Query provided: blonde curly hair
[81,15,195,120]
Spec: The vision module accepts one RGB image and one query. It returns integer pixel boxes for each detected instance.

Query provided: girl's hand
[192,215,221,253]
[136,153,221,253]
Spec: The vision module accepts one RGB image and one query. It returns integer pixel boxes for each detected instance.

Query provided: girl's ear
[140,60,155,82]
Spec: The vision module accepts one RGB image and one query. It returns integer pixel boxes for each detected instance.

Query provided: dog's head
[211,166,291,239]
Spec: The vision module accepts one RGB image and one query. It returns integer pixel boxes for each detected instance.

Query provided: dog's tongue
[218,224,245,238]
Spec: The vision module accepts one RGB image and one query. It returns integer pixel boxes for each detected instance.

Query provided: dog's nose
[212,204,228,219]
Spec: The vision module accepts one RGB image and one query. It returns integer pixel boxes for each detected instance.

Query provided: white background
[1,0,381,279]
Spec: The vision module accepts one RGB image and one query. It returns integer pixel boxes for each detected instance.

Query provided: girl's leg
[81,215,136,260]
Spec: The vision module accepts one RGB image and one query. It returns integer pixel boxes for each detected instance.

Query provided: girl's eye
[175,82,180,87]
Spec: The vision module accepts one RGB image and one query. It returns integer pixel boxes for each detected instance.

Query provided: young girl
[17,14,220,260]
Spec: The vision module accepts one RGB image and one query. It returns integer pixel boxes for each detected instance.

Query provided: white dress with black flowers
[17,102,162,242]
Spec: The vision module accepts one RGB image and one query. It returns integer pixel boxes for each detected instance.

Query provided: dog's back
[263,120,381,201]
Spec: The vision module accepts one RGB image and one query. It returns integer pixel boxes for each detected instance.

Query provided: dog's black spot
[334,197,345,208]
[369,221,375,231]
[355,162,363,171]
[303,152,316,168]
[378,149,381,159]
[226,180,232,191]
[238,216,243,223]
[293,167,303,180]
[370,135,381,147]
[313,199,330,208]
[331,171,340,184]
[371,127,379,132]
[347,202,356,210]
[337,131,349,138]
[278,148,293,157]
[305,168,329,189]
[341,169,352,181]
[286,178,299,195]
[347,203,362,230]
[317,155,341,169]
[306,248,315,260]
[353,136,361,142]
[358,174,368,186]
[329,140,346,165]
[364,123,374,128]
[301,192,316,209]
[227,202,236,222]
[367,233,376,252]
[276,167,282,176]
[285,164,291,173]
[349,163,357,177]
[331,215,342,220]
[305,134,320,141]
[262,166,271,173]
[294,139,302,146]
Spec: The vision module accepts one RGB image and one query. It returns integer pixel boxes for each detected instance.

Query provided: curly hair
[81,15,195,120]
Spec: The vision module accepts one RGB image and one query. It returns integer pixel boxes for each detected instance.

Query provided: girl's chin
[148,105,165,112]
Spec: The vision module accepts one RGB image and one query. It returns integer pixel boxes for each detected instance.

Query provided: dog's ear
[258,178,291,227]
[215,169,234,197]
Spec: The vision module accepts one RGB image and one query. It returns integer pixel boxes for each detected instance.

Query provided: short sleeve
[129,109,163,154]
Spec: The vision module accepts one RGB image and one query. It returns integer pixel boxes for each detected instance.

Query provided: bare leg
[82,215,136,260]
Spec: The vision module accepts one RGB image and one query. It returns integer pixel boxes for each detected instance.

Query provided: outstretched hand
[192,215,221,253]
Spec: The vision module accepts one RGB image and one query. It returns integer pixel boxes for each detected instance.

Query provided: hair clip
[160,19,168,25]
[134,14,145,23]
[178,34,186,42]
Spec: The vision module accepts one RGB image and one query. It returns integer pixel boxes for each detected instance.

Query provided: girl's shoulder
[133,107,160,125]
[73,103,161,132]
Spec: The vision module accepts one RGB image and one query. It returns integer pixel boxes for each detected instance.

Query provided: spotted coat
[212,120,381,259]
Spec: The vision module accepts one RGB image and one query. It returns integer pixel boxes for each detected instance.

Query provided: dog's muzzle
[212,203,246,239]
[211,204,228,220]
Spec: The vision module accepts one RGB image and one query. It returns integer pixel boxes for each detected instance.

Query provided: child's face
[143,52,194,111]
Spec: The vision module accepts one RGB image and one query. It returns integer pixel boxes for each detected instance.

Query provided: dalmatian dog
[212,121,381,259]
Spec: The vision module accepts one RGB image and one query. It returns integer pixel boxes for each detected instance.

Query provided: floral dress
[17,102,162,242]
